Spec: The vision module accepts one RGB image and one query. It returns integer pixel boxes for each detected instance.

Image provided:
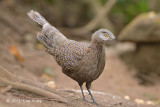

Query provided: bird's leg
[79,83,88,102]
[86,82,98,105]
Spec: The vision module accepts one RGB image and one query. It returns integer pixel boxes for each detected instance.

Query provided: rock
[46,81,56,89]
[118,12,160,84]
[120,43,160,84]
[119,12,160,43]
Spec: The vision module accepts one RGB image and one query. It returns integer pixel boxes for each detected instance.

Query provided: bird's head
[99,29,115,41]
[92,29,115,43]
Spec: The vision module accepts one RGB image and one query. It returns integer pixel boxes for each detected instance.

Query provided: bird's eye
[103,33,110,38]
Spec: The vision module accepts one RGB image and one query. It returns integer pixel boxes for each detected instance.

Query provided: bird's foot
[87,89,98,105]
[83,98,98,105]
[91,101,99,105]
[83,97,89,102]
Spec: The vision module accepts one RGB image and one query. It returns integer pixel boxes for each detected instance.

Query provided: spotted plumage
[28,10,115,105]
[54,41,88,71]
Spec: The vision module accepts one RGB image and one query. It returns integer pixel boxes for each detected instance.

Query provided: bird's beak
[105,34,115,40]
[109,32,115,40]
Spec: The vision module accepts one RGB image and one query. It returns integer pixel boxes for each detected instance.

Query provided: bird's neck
[90,39,105,52]
[91,38,104,46]
[90,40,105,62]
[90,34,106,53]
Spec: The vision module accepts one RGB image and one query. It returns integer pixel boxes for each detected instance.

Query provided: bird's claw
[83,98,98,105]
[92,101,99,105]
[82,97,89,102]
[83,99,89,102]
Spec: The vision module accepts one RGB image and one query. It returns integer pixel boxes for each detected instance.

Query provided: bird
[27,10,115,105]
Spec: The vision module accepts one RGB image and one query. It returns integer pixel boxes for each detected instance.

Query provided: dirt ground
[0,42,160,107]
[0,5,160,107]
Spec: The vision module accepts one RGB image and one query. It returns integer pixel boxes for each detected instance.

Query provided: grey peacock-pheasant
[28,10,115,104]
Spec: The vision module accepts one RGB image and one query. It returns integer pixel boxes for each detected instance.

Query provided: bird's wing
[54,41,88,71]
[37,29,88,71]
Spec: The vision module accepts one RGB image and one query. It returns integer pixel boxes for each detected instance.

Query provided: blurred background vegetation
[0,0,155,34]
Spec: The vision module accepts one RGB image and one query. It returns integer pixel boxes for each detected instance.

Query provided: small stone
[46,81,56,89]
[135,99,144,104]
[146,101,155,105]
[112,96,116,99]
[124,96,130,100]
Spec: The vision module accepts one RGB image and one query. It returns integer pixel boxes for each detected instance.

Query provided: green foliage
[111,0,149,24]
[100,0,107,5]
[45,0,55,4]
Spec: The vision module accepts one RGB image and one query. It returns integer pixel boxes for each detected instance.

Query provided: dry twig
[71,0,117,34]
[0,65,67,103]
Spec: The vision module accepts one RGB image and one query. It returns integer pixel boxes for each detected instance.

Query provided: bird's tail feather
[27,10,48,26]
[28,10,67,49]
[37,32,53,49]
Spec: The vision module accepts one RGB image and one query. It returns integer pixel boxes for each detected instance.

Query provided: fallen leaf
[10,45,24,62]
[41,74,52,80]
